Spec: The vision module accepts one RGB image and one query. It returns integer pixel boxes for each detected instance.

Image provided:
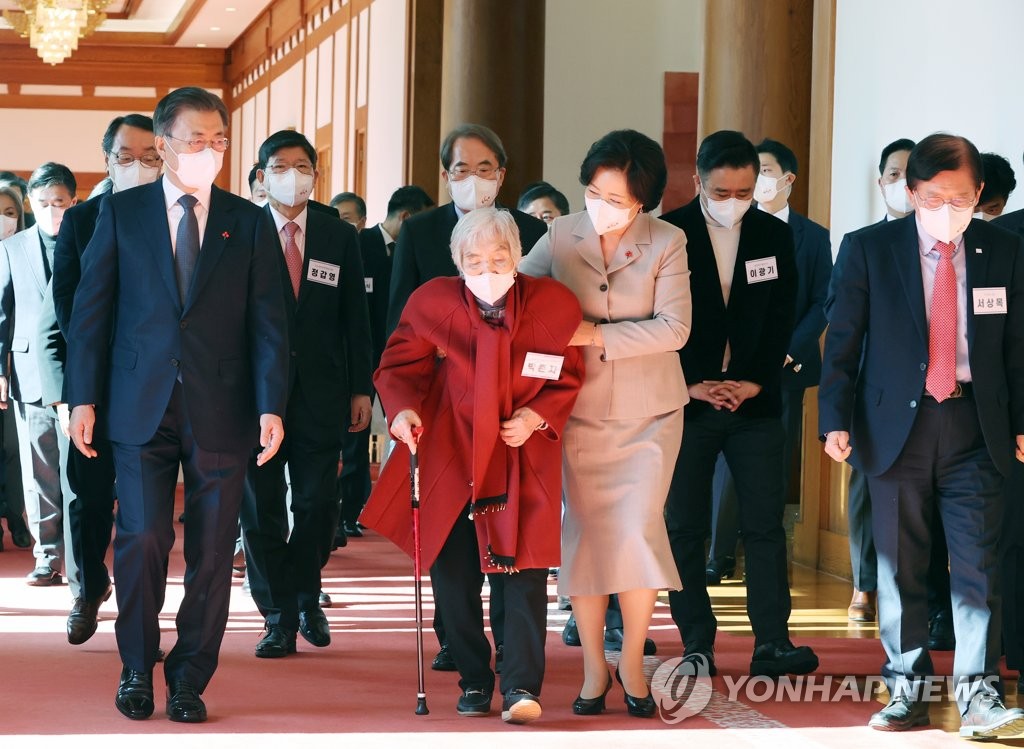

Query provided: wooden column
[405,0,444,200]
[700,0,814,214]
[439,0,544,204]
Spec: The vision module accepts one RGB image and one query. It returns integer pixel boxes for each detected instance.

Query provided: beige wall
[542,0,704,213]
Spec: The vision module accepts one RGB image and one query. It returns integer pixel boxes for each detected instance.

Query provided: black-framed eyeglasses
[165,135,230,153]
[110,153,163,168]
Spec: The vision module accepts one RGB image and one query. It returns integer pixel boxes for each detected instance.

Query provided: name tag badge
[364,277,374,293]
[307,260,340,287]
[522,352,564,380]
[973,286,1007,315]
[745,256,778,284]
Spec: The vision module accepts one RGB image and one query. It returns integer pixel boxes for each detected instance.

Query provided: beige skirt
[558,409,684,596]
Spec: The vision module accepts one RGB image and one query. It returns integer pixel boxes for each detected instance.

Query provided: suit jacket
[386,202,547,335]
[994,207,1024,238]
[362,274,583,571]
[781,210,833,390]
[518,210,691,419]
[269,204,372,445]
[359,224,392,369]
[0,225,53,403]
[824,218,886,321]
[818,216,1024,477]
[660,197,797,419]
[53,193,105,337]
[36,282,64,408]
[66,179,289,452]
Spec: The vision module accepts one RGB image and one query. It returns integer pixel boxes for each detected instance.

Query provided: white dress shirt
[269,204,308,260]
[758,202,791,224]
[915,217,971,383]
[701,201,743,371]
[163,175,210,254]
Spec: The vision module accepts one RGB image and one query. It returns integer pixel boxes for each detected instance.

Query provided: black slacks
[868,395,1003,712]
[65,429,116,601]
[666,408,791,648]
[430,509,546,696]
[111,381,248,691]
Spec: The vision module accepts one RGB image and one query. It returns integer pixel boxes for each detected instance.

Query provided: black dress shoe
[155,648,165,662]
[115,667,154,720]
[255,625,297,658]
[494,643,504,674]
[298,607,331,647]
[683,644,718,676]
[319,590,333,608]
[706,555,737,586]
[11,526,32,548]
[432,643,457,671]
[750,638,818,677]
[615,666,655,717]
[502,689,542,724]
[868,694,930,731]
[603,626,657,655]
[26,566,62,586]
[573,671,613,715]
[960,692,1024,739]
[456,687,492,716]
[332,528,348,550]
[67,581,113,645]
[928,611,955,651]
[562,615,581,646]
[343,521,363,538]
[167,679,207,723]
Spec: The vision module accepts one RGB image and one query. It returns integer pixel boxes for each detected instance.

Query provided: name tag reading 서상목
[308,260,340,287]
[364,277,373,293]
[745,256,778,284]
[973,286,1007,315]
[522,352,564,380]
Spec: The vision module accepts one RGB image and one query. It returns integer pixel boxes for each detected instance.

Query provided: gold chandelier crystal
[3,1,111,65]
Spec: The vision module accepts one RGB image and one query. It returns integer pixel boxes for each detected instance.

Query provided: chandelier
[3,1,111,66]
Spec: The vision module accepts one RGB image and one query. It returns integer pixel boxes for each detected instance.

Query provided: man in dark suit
[704,138,833,587]
[386,123,546,672]
[0,162,79,588]
[337,185,434,541]
[820,134,1024,737]
[661,130,818,679]
[239,130,372,658]
[44,113,161,645]
[66,87,289,723]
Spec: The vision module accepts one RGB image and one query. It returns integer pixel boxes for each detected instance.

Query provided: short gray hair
[440,124,507,171]
[449,208,522,275]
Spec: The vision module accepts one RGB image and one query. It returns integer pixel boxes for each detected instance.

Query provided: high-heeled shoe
[616,665,656,717]
[572,671,613,715]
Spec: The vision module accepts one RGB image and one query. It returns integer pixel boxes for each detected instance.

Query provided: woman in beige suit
[519,130,691,717]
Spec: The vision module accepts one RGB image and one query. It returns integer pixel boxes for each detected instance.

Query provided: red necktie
[283,221,302,299]
[926,240,957,401]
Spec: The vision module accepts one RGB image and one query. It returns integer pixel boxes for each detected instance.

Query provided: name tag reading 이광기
[973,287,1007,315]
[522,352,564,380]
[745,256,778,284]
[308,260,340,287]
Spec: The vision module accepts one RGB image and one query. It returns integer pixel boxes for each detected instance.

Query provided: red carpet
[0,494,977,746]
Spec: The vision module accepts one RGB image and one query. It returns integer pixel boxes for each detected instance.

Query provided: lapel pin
[625,251,633,259]
[222,231,230,239]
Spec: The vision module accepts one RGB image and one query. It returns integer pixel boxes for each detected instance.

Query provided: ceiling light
[3,0,112,66]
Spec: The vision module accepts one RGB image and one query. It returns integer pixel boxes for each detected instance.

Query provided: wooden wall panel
[662,72,699,213]
[269,0,303,48]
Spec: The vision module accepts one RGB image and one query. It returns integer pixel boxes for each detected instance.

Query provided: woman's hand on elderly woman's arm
[500,407,547,447]
[568,320,603,348]
[390,409,424,454]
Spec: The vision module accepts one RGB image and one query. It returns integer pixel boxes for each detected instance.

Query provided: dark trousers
[111,382,248,692]
[709,386,804,560]
[241,390,340,631]
[868,396,1003,712]
[847,467,877,591]
[433,573,506,648]
[65,429,116,601]
[666,409,791,648]
[430,510,546,696]
[339,417,371,526]
[1001,459,1024,671]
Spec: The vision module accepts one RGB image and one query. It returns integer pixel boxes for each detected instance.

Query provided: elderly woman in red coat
[361,207,584,725]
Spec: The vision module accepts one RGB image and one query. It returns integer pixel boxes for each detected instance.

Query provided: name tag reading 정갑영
[745,256,778,284]
[308,260,340,287]
[522,352,564,380]
[973,286,1007,315]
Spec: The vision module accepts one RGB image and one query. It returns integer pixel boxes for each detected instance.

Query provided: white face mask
[164,140,223,190]
[918,202,973,243]
[32,204,66,237]
[585,195,637,235]
[264,168,314,208]
[110,160,161,193]
[448,175,498,212]
[754,174,788,204]
[0,215,17,240]
[463,270,515,306]
[883,179,913,214]
[702,189,752,230]
[973,211,996,222]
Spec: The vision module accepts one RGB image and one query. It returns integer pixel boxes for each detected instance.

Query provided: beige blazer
[519,211,691,419]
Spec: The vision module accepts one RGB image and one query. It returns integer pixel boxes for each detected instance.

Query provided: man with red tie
[820,134,1024,738]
